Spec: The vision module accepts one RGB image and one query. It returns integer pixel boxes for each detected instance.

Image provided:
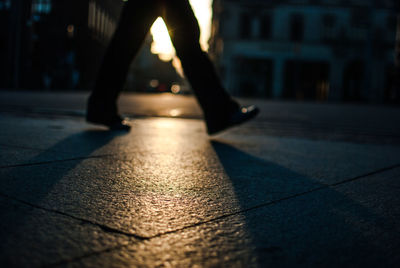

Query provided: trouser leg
[162,0,238,122]
[90,1,159,111]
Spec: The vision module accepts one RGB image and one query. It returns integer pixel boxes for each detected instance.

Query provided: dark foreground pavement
[0,91,400,267]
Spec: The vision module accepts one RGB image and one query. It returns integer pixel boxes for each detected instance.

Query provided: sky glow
[150,0,213,62]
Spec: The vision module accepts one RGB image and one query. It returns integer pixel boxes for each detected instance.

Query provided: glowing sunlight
[150,0,213,62]
[150,17,175,62]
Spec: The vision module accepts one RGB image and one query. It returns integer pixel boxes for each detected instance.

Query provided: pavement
[0,90,400,267]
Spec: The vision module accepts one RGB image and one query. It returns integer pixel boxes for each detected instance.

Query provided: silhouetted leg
[89,1,159,115]
[163,0,239,125]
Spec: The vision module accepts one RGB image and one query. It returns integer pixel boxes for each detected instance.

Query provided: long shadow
[211,140,397,267]
[0,129,127,266]
[0,128,128,205]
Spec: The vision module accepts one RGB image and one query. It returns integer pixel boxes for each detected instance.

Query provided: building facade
[210,0,399,102]
[0,0,11,88]
[391,12,400,102]
[1,0,123,90]
[0,0,29,89]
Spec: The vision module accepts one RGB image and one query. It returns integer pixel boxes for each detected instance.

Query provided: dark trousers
[90,0,238,122]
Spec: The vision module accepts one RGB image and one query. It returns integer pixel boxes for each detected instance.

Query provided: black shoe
[206,105,259,135]
[87,112,131,131]
[86,99,131,131]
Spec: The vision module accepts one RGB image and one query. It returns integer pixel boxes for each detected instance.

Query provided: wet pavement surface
[0,91,399,267]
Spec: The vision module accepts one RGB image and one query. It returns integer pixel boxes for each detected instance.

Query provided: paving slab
[0,196,132,267]
[0,148,316,238]
[65,167,400,267]
[0,115,91,152]
[0,115,205,158]
[1,116,399,240]
[0,145,73,168]
[215,133,400,184]
[1,110,400,267]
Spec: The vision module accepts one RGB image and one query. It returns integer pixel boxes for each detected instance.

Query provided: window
[88,1,116,41]
[260,14,272,40]
[239,13,251,39]
[290,13,304,42]
[88,1,95,29]
[323,14,336,28]
[386,15,397,31]
[32,0,52,14]
[0,0,11,10]
[350,10,369,29]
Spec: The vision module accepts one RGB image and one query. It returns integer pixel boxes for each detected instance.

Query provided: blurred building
[0,0,26,89]
[210,0,399,103]
[0,0,10,87]
[397,14,400,65]
[392,13,400,102]
[1,0,123,90]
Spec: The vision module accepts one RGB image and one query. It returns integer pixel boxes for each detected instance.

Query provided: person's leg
[88,1,159,127]
[162,1,240,125]
[162,0,259,134]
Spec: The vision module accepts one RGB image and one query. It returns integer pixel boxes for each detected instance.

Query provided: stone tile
[1,117,400,240]
[0,138,318,238]
[0,116,206,158]
[0,145,71,167]
[214,133,400,184]
[65,213,258,268]
[66,168,400,267]
[0,196,132,267]
[1,106,400,267]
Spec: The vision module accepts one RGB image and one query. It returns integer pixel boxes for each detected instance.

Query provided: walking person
[87,0,259,134]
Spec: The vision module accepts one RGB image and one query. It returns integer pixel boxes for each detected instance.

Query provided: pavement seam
[3,163,400,240]
[0,191,147,241]
[0,143,51,151]
[203,163,400,224]
[132,163,400,242]
[0,151,147,169]
[45,164,393,267]
[329,163,400,187]
[0,191,143,267]
[2,163,400,266]
[0,154,120,169]
[0,109,203,120]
